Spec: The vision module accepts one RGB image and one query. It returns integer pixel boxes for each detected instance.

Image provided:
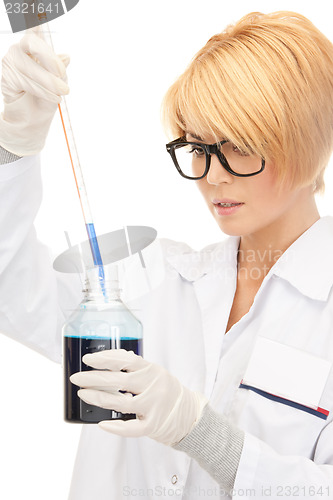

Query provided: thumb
[98,418,144,437]
[26,25,43,37]
[58,54,70,68]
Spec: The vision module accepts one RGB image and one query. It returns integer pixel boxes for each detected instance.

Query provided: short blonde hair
[162,11,333,193]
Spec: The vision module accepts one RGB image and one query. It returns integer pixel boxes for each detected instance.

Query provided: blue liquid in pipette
[85,223,105,292]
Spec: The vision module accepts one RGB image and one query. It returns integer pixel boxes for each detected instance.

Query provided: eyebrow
[186,132,204,142]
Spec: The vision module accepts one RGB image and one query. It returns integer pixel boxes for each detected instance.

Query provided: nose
[206,154,234,185]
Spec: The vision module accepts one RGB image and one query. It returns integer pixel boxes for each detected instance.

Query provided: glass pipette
[39,22,106,290]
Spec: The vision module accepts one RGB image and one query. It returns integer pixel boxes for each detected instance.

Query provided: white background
[0,1,333,498]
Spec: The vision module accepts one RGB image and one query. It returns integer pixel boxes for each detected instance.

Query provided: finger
[70,370,131,392]
[78,389,136,414]
[24,29,70,70]
[3,48,69,101]
[20,32,67,78]
[82,349,147,372]
[70,369,150,396]
[98,418,145,438]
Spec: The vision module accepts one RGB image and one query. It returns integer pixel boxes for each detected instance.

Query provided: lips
[212,198,244,207]
[212,198,244,216]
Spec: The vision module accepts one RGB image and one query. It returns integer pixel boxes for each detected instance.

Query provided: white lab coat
[0,155,333,500]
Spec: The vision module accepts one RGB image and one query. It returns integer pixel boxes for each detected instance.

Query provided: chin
[213,217,246,237]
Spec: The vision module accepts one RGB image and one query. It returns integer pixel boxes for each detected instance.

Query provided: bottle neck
[82,265,122,304]
[83,286,121,302]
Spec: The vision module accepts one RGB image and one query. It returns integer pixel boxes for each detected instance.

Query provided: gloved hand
[0,28,70,156]
[70,349,208,446]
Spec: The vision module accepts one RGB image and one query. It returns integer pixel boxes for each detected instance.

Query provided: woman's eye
[232,145,249,157]
[188,146,205,156]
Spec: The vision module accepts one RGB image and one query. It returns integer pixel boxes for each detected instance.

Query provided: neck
[238,191,320,282]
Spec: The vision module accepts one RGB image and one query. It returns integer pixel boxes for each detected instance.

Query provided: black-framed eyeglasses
[166,136,265,180]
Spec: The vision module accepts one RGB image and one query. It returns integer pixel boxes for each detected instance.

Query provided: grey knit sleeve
[0,145,22,164]
[173,404,244,492]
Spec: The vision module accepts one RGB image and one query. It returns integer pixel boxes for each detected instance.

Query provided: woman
[0,11,332,500]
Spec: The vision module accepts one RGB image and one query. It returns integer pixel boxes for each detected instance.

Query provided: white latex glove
[0,28,70,155]
[70,349,208,446]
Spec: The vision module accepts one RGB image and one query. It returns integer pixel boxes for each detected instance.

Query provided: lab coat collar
[167,216,333,302]
[271,216,333,302]
[166,235,240,283]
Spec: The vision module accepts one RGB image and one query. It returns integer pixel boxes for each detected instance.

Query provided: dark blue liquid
[64,336,143,423]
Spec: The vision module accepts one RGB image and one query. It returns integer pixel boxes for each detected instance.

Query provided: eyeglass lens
[174,142,262,178]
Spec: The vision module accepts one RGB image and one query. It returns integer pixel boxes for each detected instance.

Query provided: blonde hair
[162,11,333,193]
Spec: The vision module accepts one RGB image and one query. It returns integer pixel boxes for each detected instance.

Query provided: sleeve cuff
[0,145,22,164]
[173,404,245,492]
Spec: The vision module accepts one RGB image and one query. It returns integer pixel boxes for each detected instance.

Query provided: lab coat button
[171,475,178,484]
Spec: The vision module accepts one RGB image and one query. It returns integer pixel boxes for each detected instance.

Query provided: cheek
[247,163,281,204]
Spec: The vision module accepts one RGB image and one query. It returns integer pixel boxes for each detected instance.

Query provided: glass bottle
[63,265,143,423]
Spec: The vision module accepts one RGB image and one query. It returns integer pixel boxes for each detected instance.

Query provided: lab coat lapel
[167,236,239,399]
[193,268,237,398]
